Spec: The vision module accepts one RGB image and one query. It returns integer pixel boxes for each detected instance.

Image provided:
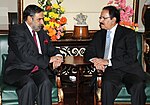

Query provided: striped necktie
[104,31,111,59]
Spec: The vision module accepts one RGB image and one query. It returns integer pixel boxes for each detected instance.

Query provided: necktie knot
[107,30,111,38]
[32,30,36,36]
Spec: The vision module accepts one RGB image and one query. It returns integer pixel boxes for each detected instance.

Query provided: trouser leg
[5,69,52,105]
[101,68,123,105]
[101,80,122,105]
[130,82,146,105]
[31,70,53,105]
[16,76,38,105]
[123,73,146,105]
[37,79,52,105]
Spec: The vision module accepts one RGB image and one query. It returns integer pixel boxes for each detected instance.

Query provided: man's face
[30,12,44,31]
[99,10,116,30]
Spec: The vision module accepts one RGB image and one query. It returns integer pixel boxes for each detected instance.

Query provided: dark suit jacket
[4,22,61,84]
[84,25,145,80]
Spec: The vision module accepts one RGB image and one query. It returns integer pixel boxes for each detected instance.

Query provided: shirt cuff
[55,54,63,57]
[89,58,93,62]
[108,59,112,66]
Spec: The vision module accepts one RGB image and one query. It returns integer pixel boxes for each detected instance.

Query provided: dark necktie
[104,31,111,59]
[32,30,38,47]
[31,30,39,73]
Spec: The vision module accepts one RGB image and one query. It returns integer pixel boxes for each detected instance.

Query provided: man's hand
[50,56,63,69]
[91,57,109,72]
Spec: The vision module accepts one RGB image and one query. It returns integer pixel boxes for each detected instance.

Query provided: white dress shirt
[25,22,63,58]
[106,23,118,66]
[25,22,42,54]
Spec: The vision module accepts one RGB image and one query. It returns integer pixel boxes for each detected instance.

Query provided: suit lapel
[97,30,107,58]
[23,23,39,51]
[112,25,123,55]
[113,25,122,47]
[102,30,107,57]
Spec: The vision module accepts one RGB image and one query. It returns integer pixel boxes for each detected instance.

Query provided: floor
[61,102,150,105]
[63,83,94,105]
[60,75,150,105]
[96,102,150,105]
[61,75,94,105]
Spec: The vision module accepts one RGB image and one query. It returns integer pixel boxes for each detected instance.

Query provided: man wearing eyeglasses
[84,6,146,105]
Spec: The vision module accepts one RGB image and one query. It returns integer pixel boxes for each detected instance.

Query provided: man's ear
[112,17,117,24]
[27,16,32,22]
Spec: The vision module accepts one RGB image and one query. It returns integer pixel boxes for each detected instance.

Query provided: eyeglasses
[99,16,110,20]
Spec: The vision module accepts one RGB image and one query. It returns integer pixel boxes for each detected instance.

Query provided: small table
[63,56,92,105]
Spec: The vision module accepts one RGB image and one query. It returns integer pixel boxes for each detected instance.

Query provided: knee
[42,79,52,88]
[26,80,38,90]
[135,82,145,89]
[102,80,112,89]
[131,82,145,93]
[18,80,38,96]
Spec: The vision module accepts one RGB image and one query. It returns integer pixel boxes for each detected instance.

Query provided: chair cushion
[136,32,143,65]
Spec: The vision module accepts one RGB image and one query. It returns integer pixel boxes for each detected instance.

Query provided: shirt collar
[25,22,34,36]
[107,23,118,33]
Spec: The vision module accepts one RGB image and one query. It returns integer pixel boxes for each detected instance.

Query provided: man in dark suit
[4,5,63,105]
[84,6,146,105]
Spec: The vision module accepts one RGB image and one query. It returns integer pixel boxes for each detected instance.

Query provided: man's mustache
[99,23,104,28]
[100,23,104,25]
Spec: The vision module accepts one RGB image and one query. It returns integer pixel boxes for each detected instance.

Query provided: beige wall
[0,0,17,25]
[0,0,139,31]
[23,0,134,30]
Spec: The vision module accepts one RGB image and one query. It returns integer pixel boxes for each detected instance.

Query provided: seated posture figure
[84,6,146,105]
[3,5,63,105]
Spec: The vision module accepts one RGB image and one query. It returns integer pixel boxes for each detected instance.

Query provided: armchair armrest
[90,69,103,105]
[56,67,64,103]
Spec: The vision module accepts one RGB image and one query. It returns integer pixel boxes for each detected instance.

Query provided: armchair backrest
[136,32,143,66]
[0,35,8,79]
